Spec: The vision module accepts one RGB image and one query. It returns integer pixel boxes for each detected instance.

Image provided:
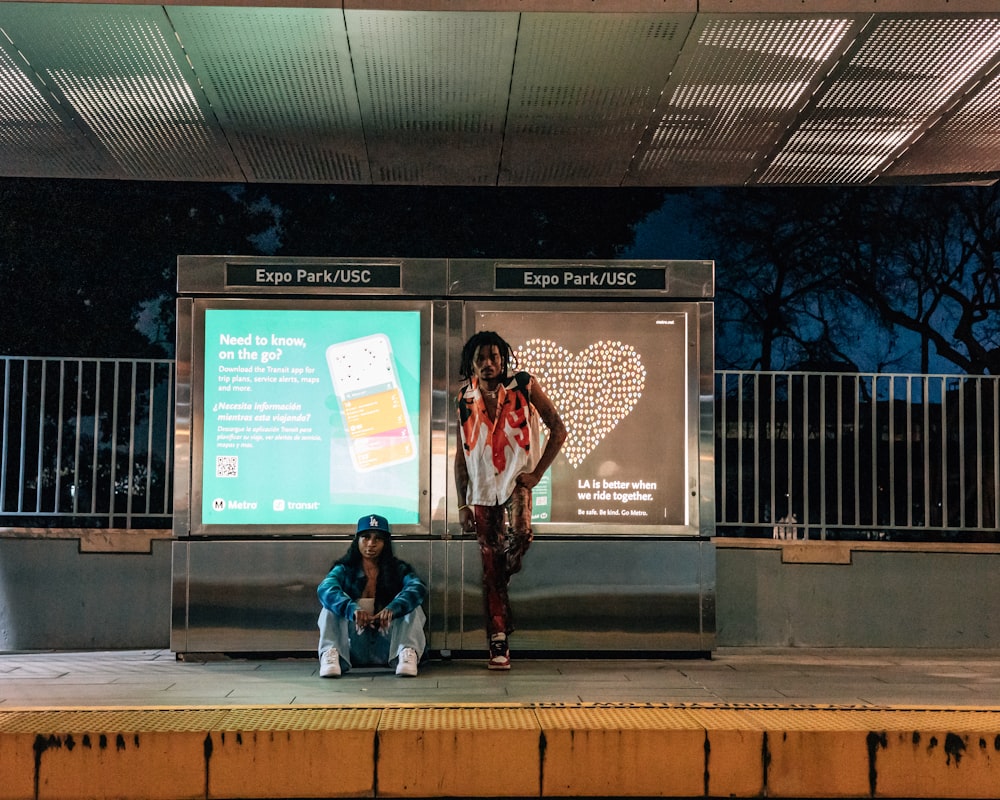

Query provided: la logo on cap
[369,515,379,529]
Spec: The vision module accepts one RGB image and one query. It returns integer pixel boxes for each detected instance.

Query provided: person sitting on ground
[317,513,427,678]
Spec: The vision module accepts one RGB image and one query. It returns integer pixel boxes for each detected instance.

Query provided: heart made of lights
[516,338,646,469]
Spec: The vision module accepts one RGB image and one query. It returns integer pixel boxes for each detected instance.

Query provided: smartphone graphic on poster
[326,334,415,472]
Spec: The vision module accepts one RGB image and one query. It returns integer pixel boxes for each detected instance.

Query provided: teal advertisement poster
[201,308,421,526]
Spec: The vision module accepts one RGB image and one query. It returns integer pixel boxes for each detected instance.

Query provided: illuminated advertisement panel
[469,304,695,532]
[192,300,428,533]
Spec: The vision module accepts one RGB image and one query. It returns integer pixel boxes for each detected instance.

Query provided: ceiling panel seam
[878,37,1000,184]
[495,11,523,188]
[623,12,697,187]
[0,14,122,178]
[341,6,373,183]
[747,12,874,186]
[164,6,249,184]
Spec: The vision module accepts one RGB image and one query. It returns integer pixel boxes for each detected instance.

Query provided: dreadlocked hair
[459,331,518,380]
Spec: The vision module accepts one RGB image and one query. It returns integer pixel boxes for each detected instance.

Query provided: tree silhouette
[694,186,1000,374]
[840,187,1000,375]
[693,187,878,371]
[0,181,666,357]
[0,179,276,357]
[264,185,667,258]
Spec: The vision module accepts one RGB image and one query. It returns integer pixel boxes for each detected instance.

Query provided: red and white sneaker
[488,635,511,670]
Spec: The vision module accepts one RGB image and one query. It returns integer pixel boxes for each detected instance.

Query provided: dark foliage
[0,179,666,358]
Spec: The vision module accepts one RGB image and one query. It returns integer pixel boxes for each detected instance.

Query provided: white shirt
[457,373,542,505]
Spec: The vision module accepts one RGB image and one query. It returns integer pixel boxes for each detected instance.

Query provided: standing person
[454,331,566,670]
[317,513,427,678]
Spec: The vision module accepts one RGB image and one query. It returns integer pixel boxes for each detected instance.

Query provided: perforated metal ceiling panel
[168,6,366,183]
[760,15,1000,184]
[347,10,518,185]
[1,1,1000,186]
[0,37,111,179]
[501,13,692,186]
[0,3,240,181]
[885,31,1000,180]
[627,14,863,186]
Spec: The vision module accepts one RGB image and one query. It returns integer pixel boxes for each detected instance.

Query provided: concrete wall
[716,540,1000,648]
[2,535,999,651]
[0,537,171,651]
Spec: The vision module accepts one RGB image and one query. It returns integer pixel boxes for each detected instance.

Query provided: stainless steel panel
[171,257,716,654]
[172,299,193,539]
[172,539,435,653]
[699,301,716,537]
[171,538,714,654]
[429,300,451,538]
[176,256,449,296]
[447,259,715,298]
[444,538,715,653]
[170,540,190,653]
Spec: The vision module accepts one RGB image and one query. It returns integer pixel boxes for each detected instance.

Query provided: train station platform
[1,647,999,799]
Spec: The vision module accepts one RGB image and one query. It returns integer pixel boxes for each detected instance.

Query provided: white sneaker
[319,648,341,678]
[395,646,418,677]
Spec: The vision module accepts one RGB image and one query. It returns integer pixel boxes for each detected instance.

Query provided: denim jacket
[317,559,427,621]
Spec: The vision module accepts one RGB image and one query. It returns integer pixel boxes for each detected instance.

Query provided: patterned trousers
[472,485,533,639]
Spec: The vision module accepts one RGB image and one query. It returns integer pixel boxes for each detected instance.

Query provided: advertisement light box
[469,304,697,532]
[191,301,429,533]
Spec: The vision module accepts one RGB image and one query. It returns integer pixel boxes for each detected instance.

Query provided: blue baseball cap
[357,513,390,536]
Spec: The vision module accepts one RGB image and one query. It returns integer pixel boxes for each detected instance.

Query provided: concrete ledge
[2,704,999,799]
[715,537,1000,565]
[0,528,171,554]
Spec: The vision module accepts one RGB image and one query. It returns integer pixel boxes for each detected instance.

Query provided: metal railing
[0,356,175,528]
[716,371,999,540]
[1,357,997,539]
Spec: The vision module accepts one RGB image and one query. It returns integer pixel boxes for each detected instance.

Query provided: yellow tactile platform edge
[1,704,999,799]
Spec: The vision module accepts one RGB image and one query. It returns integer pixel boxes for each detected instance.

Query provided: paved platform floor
[2,648,999,799]
[2,647,1000,708]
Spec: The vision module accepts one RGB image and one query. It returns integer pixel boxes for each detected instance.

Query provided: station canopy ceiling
[3,0,1000,187]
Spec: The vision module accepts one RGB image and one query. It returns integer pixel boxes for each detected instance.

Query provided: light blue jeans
[317,606,427,673]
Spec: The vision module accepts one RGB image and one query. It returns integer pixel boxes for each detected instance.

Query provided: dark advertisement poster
[473,308,689,528]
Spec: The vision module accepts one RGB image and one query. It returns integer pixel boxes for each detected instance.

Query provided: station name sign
[226,263,402,289]
[495,265,666,291]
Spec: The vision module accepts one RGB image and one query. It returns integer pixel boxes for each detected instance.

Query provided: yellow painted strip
[208,707,381,799]
[377,707,540,797]
[736,708,1000,799]
[0,730,42,800]
[536,706,707,797]
[869,728,1000,799]
[0,704,999,799]
[686,707,767,797]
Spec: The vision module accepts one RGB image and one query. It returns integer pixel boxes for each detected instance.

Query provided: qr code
[215,455,238,478]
